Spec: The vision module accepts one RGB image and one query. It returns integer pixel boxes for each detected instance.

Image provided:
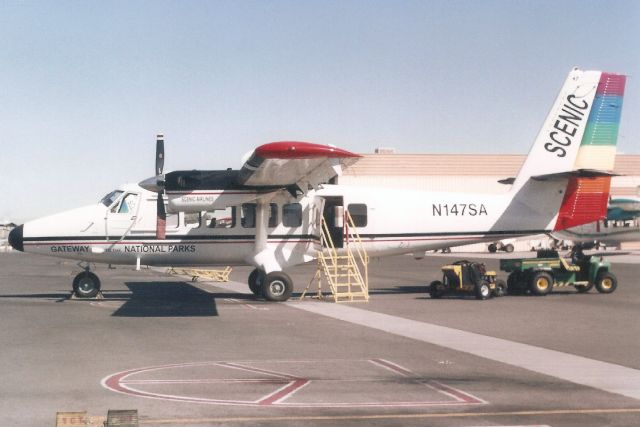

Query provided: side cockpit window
[100,190,123,208]
[118,194,138,214]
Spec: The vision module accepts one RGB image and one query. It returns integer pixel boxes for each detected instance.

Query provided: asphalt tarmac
[1,251,639,426]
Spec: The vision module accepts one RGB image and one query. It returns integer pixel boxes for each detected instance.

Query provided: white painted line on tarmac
[286,301,640,401]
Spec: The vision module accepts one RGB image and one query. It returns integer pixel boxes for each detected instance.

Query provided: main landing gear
[248,268,293,302]
[72,266,102,298]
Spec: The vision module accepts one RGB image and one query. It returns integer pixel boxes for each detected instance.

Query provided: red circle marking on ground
[101,359,487,408]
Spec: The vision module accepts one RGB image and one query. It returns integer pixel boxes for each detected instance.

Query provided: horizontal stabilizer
[532,169,619,181]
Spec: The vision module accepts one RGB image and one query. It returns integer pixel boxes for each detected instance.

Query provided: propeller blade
[156,134,165,176]
[156,192,166,240]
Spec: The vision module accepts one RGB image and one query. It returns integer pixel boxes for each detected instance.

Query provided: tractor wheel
[529,271,553,296]
[429,280,445,299]
[595,271,617,294]
[475,280,491,300]
[494,279,507,297]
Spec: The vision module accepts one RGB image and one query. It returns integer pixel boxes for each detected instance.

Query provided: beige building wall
[341,154,640,197]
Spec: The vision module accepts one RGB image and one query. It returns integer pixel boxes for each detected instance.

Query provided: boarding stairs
[303,211,369,302]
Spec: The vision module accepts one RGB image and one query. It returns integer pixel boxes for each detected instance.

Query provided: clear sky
[1,0,638,222]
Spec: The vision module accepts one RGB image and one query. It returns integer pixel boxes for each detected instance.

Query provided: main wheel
[429,280,444,299]
[72,272,101,298]
[595,271,617,294]
[529,271,553,296]
[248,269,265,297]
[488,243,497,253]
[262,272,293,302]
[494,279,507,297]
[504,243,515,253]
[474,280,491,300]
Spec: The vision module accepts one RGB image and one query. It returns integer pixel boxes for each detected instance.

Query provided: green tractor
[429,260,506,300]
[499,249,617,296]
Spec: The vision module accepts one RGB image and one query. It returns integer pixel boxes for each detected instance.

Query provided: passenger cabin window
[283,203,302,227]
[204,207,236,229]
[184,212,201,228]
[241,203,278,228]
[347,203,368,227]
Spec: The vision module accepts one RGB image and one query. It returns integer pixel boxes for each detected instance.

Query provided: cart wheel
[494,279,507,297]
[429,280,444,299]
[475,280,491,300]
[595,271,617,294]
[529,271,553,296]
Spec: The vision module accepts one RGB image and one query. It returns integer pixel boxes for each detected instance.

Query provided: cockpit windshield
[100,190,124,207]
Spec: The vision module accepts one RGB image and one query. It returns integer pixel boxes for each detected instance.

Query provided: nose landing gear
[72,265,102,299]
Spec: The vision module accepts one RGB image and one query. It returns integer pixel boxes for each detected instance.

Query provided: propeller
[155,134,166,240]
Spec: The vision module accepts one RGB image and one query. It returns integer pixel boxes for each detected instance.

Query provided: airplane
[8,67,627,302]
[553,196,640,247]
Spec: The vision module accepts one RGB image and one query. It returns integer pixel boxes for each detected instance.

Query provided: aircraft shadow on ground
[112,281,221,317]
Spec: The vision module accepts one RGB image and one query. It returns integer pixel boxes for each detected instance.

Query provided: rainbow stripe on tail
[554,72,626,230]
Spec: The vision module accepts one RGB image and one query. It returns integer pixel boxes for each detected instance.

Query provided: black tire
[488,243,497,253]
[595,271,617,294]
[248,269,265,297]
[429,280,444,299]
[475,280,491,300]
[504,243,515,253]
[575,282,594,293]
[529,271,553,296]
[507,272,526,295]
[263,272,293,302]
[494,279,507,297]
[72,272,101,298]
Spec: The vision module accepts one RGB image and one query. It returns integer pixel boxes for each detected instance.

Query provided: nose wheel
[72,271,102,298]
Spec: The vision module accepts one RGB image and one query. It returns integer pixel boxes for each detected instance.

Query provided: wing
[237,141,361,191]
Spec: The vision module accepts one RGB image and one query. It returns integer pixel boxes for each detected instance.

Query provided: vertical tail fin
[554,71,626,230]
[512,68,602,189]
[507,68,626,231]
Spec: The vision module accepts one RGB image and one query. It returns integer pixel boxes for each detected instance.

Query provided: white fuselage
[18,179,566,271]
